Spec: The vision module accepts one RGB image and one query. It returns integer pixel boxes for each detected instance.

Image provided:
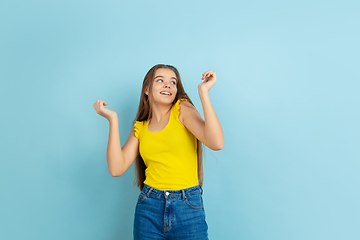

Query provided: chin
[161,98,175,104]
[152,96,174,105]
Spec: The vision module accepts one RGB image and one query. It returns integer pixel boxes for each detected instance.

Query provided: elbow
[212,145,223,151]
[110,173,121,177]
[210,140,224,151]
[110,170,123,177]
[204,137,224,151]
[108,159,125,177]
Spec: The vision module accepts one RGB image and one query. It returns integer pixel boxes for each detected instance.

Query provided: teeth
[161,92,171,95]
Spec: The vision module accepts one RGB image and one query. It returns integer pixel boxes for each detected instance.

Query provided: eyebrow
[154,75,177,81]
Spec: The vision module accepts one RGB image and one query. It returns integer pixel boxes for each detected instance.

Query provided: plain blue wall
[1,0,359,239]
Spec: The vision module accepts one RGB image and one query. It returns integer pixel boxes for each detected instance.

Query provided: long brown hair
[133,64,204,191]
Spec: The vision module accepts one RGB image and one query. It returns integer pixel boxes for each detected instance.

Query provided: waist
[142,183,203,198]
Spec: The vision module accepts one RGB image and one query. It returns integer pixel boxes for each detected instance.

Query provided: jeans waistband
[142,184,203,199]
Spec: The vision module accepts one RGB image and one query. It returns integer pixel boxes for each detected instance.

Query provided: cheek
[152,84,161,91]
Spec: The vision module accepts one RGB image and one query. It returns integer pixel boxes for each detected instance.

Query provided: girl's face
[145,68,178,104]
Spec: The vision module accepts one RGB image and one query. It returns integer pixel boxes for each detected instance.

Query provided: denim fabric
[133,184,209,240]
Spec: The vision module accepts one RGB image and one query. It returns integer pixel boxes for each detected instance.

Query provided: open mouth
[160,91,172,96]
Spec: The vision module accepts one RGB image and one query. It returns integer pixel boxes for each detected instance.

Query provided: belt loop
[146,187,153,197]
[181,189,185,200]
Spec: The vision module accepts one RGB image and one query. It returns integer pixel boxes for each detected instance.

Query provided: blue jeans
[133,184,209,240]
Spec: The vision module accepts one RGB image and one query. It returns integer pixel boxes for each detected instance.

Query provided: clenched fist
[93,100,117,120]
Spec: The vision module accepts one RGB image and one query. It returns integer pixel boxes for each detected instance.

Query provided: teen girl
[93,64,224,240]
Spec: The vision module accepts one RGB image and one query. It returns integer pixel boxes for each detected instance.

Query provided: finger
[203,71,210,76]
[203,70,211,76]
[202,70,213,79]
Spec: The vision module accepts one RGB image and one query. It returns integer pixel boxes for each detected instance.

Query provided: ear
[144,86,149,95]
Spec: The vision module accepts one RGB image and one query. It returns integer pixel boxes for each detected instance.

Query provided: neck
[150,101,173,123]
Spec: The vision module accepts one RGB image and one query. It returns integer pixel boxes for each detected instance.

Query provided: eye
[171,81,176,85]
[157,79,163,82]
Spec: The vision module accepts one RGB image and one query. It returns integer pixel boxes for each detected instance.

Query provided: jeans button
[165,192,169,196]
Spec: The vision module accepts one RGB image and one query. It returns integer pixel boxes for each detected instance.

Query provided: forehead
[154,68,176,78]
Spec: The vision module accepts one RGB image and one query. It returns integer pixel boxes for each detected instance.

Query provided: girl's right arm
[93,100,139,177]
[107,115,139,177]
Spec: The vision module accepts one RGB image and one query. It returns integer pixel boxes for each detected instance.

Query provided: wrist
[198,86,209,96]
[108,113,118,122]
[198,89,210,102]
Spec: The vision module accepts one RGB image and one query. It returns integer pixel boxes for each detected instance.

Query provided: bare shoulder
[179,100,202,124]
[179,100,196,110]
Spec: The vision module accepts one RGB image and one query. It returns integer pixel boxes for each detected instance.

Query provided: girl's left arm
[180,70,224,150]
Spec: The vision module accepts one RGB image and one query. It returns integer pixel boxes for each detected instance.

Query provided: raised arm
[107,115,139,177]
[179,70,224,150]
[93,100,139,177]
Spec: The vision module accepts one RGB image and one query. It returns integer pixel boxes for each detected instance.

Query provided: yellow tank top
[134,98,198,190]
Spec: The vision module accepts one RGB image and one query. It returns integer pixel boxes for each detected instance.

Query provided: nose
[164,83,170,88]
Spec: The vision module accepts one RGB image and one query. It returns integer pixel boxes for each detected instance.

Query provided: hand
[198,70,217,93]
[93,100,117,120]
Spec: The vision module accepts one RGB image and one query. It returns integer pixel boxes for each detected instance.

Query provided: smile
[160,91,172,96]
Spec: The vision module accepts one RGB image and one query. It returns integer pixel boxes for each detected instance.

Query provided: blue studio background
[1,0,359,239]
